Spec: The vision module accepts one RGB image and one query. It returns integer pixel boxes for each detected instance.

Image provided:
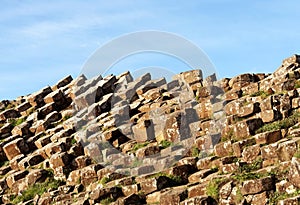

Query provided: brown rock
[6,170,29,188]
[241,144,260,162]
[232,138,256,157]
[3,138,29,160]
[18,154,44,170]
[196,156,216,170]
[214,141,233,157]
[261,143,278,160]
[160,186,188,205]
[54,75,73,89]
[288,157,300,188]
[35,135,52,149]
[136,145,160,158]
[67,169,81,186]
[278,196,300,205]
[233,118,263,139]
[16,101,31,113]
[11,121,32,136]
[277,141,298,162]
[254,130,282,144]
[241,176,274,195]
[245,191,269,205]
[81,164,103,186]
[26,169,48,185]
[27,86,52,108]
[0,109,19,122]
[49,152,70,170]
[187,183,207,198]
[229,73,256,91]
[122,184,139,197]
[181,196,217,205]
[140,176,172,194]
[132,120,155,142]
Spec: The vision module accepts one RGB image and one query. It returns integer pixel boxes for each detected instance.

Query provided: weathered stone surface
[140,176,173,194]
[81,164,103,187]
[254,130,282,145]
[54,75,73,89]
[6,170,29,188]
[233,118,263,139]
[3,138,29,160]
[277,141,298,162]
[0,109,19,122]
[18,154,44,170]
[132,120,155,142]
[241,176,274,195]
[288,157,300,188]
[11,121,32,136]
[261,143,278,160]
[26,169,48,185]
[278,196,300,205]
[122,184,139,197]
[244,191,269,205]
[27,86,52,107]
[241,144,260,162]
[49,152,70,170]
[136,145,160,158]
[181,196,217,205]
[214,141,233,157]
[229,73,257,91]
[232,138,256,157]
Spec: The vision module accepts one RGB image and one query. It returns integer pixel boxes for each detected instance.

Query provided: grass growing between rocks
[206,178,226,201]
[100,197,114,205]
[132,142,149,151]
[269,189,300,204]
[159,140,172,149]
[256,110,300,134]
[250,90,270,99]
[0,160,9,167]
[11,177,63,204]
[294,146,300,159]
[8,118,25,127]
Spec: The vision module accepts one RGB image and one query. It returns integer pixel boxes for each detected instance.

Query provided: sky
[0,0,300,100]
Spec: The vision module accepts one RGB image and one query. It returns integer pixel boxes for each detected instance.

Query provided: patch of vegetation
[0,160,9,167]
[294,146,300,159]
[294,80,300,89]
[11,177,62,204]
[71,138,77,145]
[238,158,263,173]
[250,90,270,99]
[8,118,25,127]
[100,197,114,205]
[99,176,110,185]
[5,104,15,110]
[206,177,226,201]
[235,188,244,203]
[232,172,268,182]
[62,114,72,121]
[159,140,172,149]
[132,142,149,151]
[256,110,300,134]
[269,189,300,204]
[191,147,200,157]
[232,158,265,182]
[221,128,238,143]
[152,172,183,184]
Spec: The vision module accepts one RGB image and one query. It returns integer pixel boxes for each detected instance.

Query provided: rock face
[0,55,300,204]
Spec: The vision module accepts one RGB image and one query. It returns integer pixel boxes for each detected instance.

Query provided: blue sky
[1,0,299,100]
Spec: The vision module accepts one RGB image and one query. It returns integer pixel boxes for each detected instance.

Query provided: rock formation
[0,55,300,204]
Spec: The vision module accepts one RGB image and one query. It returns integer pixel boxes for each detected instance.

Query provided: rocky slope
[0,55,300,205]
